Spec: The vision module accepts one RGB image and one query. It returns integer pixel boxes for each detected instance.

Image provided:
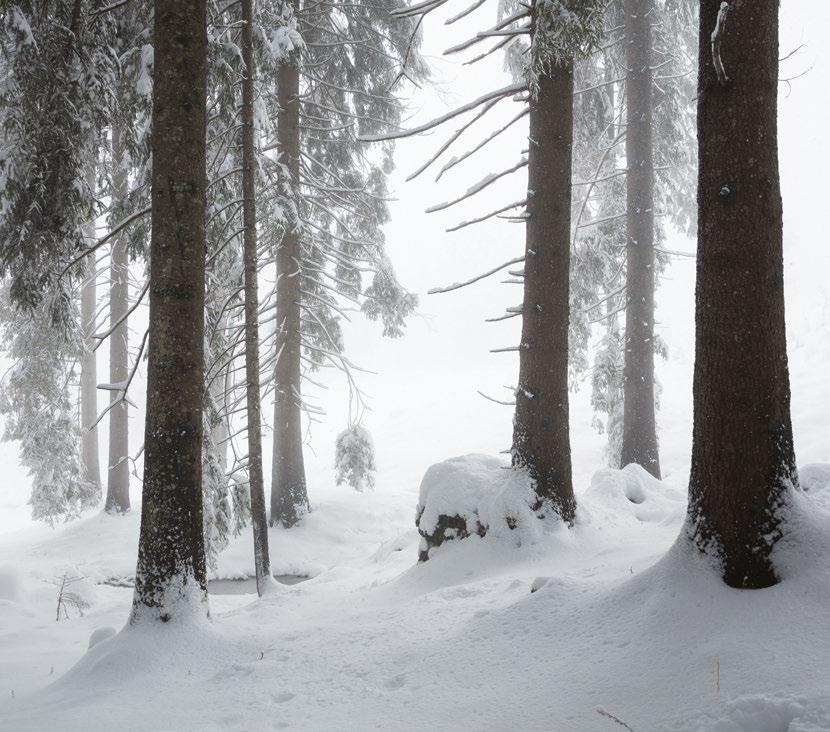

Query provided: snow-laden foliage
[260,0,428,369]
[0,286,98,524]
[530,0,605,75]
[0,2,116,323]
[334,424,376,492]
[202,410,248,570]
[500,0,604,94]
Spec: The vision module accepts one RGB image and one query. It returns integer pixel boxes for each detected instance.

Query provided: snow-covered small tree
[0,287,98,524]
[334,424,376,492]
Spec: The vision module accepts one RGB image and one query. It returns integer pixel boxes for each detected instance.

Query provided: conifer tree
[377,0,602,519]
[241,0,272,593]
[686,0,797,588]
[265,0,425,527]
[132,0,209,623]
[106,123,132,513]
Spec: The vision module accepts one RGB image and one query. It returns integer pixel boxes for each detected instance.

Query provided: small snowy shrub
[53,573,93,621]
[334,425,376,492]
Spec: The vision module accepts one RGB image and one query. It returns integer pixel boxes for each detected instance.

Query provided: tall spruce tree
[131,0,209,622]
[511,1,603,522]
[377,0,602,519]
[241,0,272,593]
[686,0,797,588]
[106,123,132,513]
[79,164,101,493]
[265,0,425,527]
[619,0,660,477]
[577,0,696,468]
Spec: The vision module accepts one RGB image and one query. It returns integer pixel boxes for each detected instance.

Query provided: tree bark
[106,123,131,513]
[271,0,308,528]
[512,12,575,524]
[131,0,209,623]
[620,0,661,479]
[687,0,797,589]
[80,162,101,494]
[241,0,272,592]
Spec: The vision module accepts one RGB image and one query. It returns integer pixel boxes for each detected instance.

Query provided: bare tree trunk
[106,123,131,513]
[271,0,308,528]
[687,0,797,589]
[80,164,101,493]
[131,0,209,623]
[512,6,575,523]
[620,0,661,479]
[241,0,271,592]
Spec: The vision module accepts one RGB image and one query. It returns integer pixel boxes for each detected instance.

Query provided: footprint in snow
[384,674,407,690]
[272,692,295,704]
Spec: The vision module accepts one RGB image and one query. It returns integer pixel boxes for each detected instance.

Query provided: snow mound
[677,693,830,731]
[415,454,542,560]
[584,463,686,525]
[0,564,26,604]
[87,626,117,649]
[800,463,830,493]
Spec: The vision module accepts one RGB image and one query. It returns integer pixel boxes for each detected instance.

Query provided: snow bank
[583,463,687,526]
[800,463,830,493]
[678,693,830,732]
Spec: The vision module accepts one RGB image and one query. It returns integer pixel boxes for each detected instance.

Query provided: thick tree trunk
[271,0,308,528]
[106,123,131,513]
[131,0,209,623]
[511,28,575,523]
[687,0,797,589]
[241,0,272,592]
[620,0,661,479]
[80,207,101,494]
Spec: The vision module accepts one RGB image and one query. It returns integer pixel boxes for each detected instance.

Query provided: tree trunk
[241,0,272,592]
[271,0,308,528]
[106,123,131,513]
[511,16,575,523]
[131,0,209,623]
[80,162,101,494]
[687,0,797,589]
[620,0,661,479]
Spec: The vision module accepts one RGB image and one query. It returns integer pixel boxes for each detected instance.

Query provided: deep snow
[2,3,830,731]
[2,461,830,731]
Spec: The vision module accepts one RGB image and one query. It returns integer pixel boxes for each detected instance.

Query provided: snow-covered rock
[414,454,543,561]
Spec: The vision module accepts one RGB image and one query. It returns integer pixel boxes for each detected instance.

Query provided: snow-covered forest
[1,0,829,729]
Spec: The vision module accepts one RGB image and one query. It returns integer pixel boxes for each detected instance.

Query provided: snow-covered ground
[2,4,830,731]
[2,450,830,731]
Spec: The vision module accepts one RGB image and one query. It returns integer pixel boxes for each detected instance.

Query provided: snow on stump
[415,454,539,561]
